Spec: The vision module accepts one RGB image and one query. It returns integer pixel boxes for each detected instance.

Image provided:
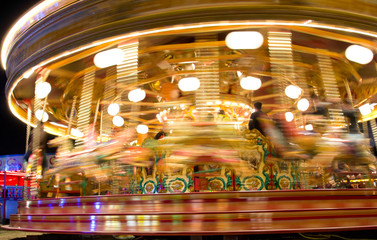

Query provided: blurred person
[248,102,268,136]
[23,122,48,173]
[342,99,360,134]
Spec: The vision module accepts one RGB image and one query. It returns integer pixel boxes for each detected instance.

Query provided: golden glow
[6,19,377,136]
[1,0,74,69]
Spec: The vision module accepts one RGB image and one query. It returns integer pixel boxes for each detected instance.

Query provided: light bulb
[71,128,84,138]
[35,109,49,122]
[112,116,124,127]
[285,112,294,122]
[35,82,51,99]
[285,85,302,99]
[305,124,313,131]
[225,31,264,49]
[94,48,124,68]
[178,77,200,91]
[359,103,372,116]
[107,103,120,116]
[297,98,310,111]
[128,89,146,102]
[345,45,374,65]
[136,124,148,134]
[240,76,261,90]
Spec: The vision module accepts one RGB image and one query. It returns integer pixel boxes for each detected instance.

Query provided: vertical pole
[2,171,6,224]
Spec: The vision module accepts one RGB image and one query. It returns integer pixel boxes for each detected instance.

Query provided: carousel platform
[3,189,377,235]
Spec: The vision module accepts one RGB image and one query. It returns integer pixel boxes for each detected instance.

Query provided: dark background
[0,0,41,155]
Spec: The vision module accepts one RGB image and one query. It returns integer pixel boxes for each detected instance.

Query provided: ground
[1,229,377,240]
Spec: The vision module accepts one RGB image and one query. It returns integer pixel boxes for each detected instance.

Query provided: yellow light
[112,116,124,127]
[128,88,146,102]
[71,128,84,138]
[35,109,48,122]
[136,124,148,134]
[35,82,51,99]
[107,103,120,116]
[240,76,261,90]
[297,98,310,111]
[225,31,264,49]
[93,48,124,68]
[178,77,200,91]
[285,112,294,122]
[305,124,313,131]
[345,45,374,64]
[285,85,302,99]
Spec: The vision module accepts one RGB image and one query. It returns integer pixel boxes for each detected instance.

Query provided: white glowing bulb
[178,77,200,91]
[112,116,124,127]
[285,112,294,122]
[285,85,302,99]
[94,48,124,68]
[305,124,313,131]
[297,98,310,111]
[107,103,120,116]
[35,109,49,122]
[70,128,84,138]
[345,45,374,65]
[128,89,146,102]
[136,124,148,134]
[225,31,264,49]
[35,82,51,99]
[359,103,372,116]
[240,76,262,90]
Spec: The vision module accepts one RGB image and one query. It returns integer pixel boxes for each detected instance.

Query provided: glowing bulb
[35,82,51,99]
[240,76,262,90]
[345,45,374,64]
[112,116,124,127]
[94,48,124,68]
[359,103,372,116]
[285,85,302,99]
[107,103,120,116]
[178,77,200,91]
[305,124,313,131]
[225,31,264,49]
[128,89,146,102]
[71,128,83,138]
[136,124,148,134]
[35,109,48,122]
[285,112,294,122]
[297,98,310,111]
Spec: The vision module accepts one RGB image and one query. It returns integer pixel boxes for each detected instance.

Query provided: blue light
[90,215,96,231]
[94,202,101,210]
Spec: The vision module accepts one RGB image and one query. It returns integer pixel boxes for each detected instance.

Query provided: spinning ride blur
[4,0,377,235]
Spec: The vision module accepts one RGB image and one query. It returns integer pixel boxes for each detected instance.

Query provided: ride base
[3,189,377,235]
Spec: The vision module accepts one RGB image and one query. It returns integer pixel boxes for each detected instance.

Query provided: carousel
[3,0,377,235]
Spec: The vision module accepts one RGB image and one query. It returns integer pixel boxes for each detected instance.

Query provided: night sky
[0,0,41,155]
